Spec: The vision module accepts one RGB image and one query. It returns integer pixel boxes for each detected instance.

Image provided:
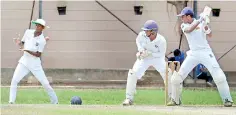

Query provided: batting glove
[198,13,205,23]
[203,25,212,34]
[136,50,152,59]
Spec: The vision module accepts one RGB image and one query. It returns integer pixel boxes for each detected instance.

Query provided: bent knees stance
[177,55,199,78]
[132,60,150,79]
[125,69,138,100]
[171,71,184,85]
[210,67,227,84]
[11,63,30,86]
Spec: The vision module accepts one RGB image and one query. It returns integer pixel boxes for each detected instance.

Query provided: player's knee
[160,68,172,82]
[211,67,227,84]
[10,79,19,86]
[128,69,142,79]
[40,80,53,92]
[43,84,53,92]
[171,71,183,85]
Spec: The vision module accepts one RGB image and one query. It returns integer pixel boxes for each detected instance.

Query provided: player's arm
[13,30,28,48]
[24,50,41,57]
[45,36,50,41]
[166,51,173,57]
[136,33,145,52]
[24,39,46,58]
[183,22,200,33]
[16,41,25,50]
[15,40,24,47]
[13,37,24,47]
[204,25,212,38]
[183,17,204,33]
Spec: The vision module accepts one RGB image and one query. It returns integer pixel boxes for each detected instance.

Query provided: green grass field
[1,87,236,105]
[1,87,236,115]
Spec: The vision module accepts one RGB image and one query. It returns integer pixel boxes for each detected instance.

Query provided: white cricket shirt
[181,19,211,51]
[18,29,46,69]
[136,31,166,58]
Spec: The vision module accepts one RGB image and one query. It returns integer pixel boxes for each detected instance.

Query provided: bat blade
[203,6,212,16]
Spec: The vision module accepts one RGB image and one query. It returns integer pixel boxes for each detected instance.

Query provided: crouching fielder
[123,20,173,106]
[167,7,233,107]
[9,19,58,104]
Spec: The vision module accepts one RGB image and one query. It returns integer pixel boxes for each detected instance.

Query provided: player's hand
[140,50,152,59]
[136,52,142,60]
[13,38,21,45]
[19,48,25,51]
[204,25,209,31]
[13,33,21,45]
[45,36,50,41]
[198,13,205,23]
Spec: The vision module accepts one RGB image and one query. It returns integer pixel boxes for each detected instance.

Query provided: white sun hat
[31,19,50,28]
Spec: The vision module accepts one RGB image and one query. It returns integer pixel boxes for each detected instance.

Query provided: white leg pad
[125,69,138,101]
[171,71,183,104]
[211,68,233,103]
[167,68,173,98]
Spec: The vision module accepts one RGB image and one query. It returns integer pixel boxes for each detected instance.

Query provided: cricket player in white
[9,19,58,104]
[167,7,233,107]
[123,20,173,105]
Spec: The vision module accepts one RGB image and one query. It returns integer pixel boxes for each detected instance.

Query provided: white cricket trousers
[177,49,233,102]
[133,57,167,80]
[125,57,171,100]
[9,63,58,104]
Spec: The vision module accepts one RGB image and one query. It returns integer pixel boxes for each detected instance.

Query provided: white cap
[31,19,50,28]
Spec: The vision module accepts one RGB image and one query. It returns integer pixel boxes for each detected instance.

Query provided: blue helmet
[71,96,82,105]
[141,20,158,31]
[177,7,194,17]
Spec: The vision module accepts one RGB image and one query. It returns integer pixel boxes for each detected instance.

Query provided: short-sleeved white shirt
[181,19,211,51]
[18,29,46,69]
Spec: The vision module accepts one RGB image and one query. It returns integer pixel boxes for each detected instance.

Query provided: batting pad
[171,71,183,104]
[125,69,138,101]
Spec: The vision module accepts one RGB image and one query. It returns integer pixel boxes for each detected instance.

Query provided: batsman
[122,20,175,106]
[167,7,233,107]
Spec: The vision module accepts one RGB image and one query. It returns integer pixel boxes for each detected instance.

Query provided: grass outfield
[1,87,236,115]
[1,87,236,105]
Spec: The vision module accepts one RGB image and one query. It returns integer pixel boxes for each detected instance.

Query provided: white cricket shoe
[122,98,133,106]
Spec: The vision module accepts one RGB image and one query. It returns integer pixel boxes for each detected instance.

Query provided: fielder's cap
[141,20,158,31]
[32,19,50,28]
[177,7,194,17]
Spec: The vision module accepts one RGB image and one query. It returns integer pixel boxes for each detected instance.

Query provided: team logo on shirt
[155,45,158,48]
[155,45,160,52]
[36,42,39,46]
[209,54,213,58]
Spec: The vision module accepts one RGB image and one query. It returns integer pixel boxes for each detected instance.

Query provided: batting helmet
[177,7,194,17]
[141,20,158,31]
[71,96,82,105]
